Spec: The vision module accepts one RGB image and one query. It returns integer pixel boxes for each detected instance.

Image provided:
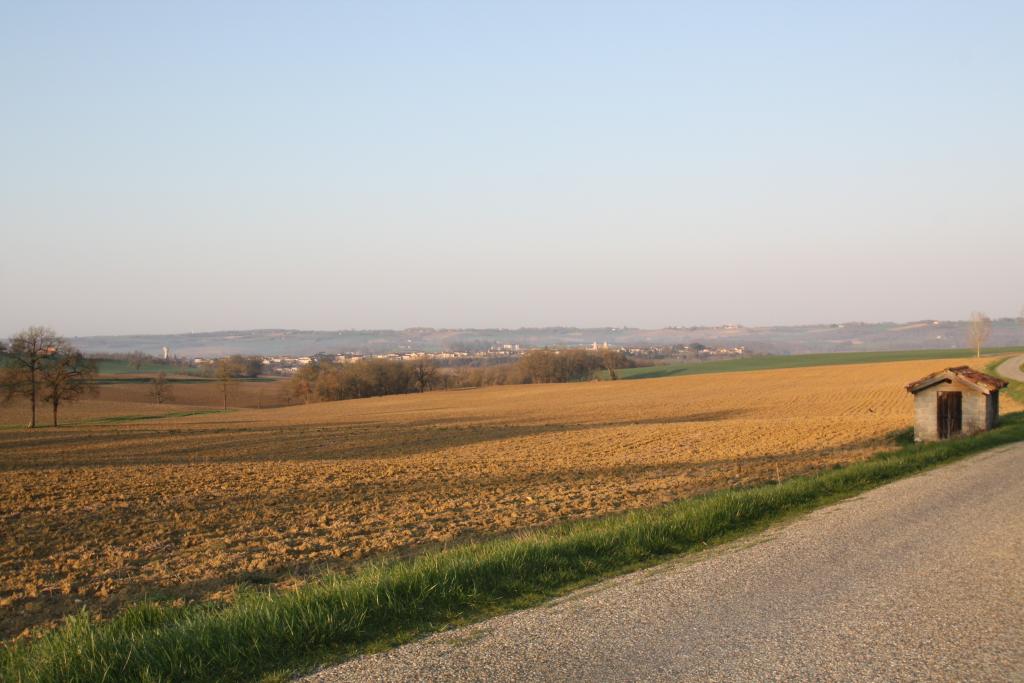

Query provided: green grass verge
[612,346,1024,380]
[94,360,205,376]
[91,377,278,385]
[4,414,1024,683]
[92,360,278,381]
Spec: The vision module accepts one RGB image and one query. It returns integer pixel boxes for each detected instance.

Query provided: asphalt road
[304,443,1024,682]
[996,354,1024,382]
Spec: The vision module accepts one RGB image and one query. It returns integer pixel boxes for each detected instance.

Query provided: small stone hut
[905,366,1007,442]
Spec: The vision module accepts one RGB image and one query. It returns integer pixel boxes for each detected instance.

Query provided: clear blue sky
[2,1,1022,336]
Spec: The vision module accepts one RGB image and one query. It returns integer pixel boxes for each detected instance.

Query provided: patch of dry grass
[0,380,291,427]
[91,378,291,409]
[0,399,201,427]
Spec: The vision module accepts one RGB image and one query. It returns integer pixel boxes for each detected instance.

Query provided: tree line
[288,349,634,404]
[288,358,441,403]
[446,349,634,387]
[0,326,97,427]
[109,350,192,372]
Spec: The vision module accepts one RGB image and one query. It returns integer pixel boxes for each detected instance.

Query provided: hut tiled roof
[905,366,1008,395]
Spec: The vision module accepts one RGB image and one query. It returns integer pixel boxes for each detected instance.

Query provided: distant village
[185,342,749,375]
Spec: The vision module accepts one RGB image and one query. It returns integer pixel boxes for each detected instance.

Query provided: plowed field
[1,357,1017,639]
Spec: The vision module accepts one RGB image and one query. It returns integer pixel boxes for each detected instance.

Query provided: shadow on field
[0,409,755,470]
[0,424,899,640]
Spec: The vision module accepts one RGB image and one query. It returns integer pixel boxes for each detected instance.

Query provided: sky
[2,1,1022,337]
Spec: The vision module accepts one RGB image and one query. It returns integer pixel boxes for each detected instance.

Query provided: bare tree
[150,371,174,404]
[1,326,61,428]
[600,349,625,380]
[128,351,147,371]
[289,363,319,404]
[214,358,243,410]
[410,359,439,393]
[278,379,296,406]
[967,311,992,358]
[40,347,98,426]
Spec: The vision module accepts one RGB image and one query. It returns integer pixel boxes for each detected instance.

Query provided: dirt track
[996,354,1024,382]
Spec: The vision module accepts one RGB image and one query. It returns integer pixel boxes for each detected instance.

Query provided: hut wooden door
[937,391,962,439]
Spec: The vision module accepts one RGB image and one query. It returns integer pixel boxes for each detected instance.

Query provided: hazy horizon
[7,310,1024,341]
[23,314,1024,342]
[3,1,1022,337]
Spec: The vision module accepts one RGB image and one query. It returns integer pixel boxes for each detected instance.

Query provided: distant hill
[69,319,1024,358]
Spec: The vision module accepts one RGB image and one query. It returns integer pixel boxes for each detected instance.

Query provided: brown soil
[1,357,1016,639]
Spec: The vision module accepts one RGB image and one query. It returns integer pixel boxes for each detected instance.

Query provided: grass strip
[92,378,278,385]
[612,346,1024,380]
[4,413,1024,683]
[82,410,230,425]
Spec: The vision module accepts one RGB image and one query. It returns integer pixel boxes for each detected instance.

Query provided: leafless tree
[410,359,439,392]
[278,380,296,406]
[150,371,174,404]
[1,326,61,428]
[214,358,244,410]
[600,349,624,380]
[128,351,147,371]
[289,363,319,404]
[967,311,992,358]
[40,348,97,426]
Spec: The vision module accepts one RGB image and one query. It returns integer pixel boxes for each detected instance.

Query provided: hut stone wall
[913,379,992,442]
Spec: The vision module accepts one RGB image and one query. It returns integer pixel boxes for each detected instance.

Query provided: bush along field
[3,412,1023,683]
